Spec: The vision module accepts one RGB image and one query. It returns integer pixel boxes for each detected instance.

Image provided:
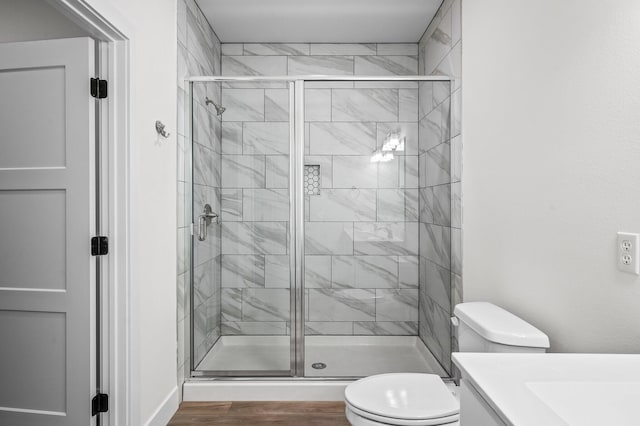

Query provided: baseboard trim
[144,386,179,426]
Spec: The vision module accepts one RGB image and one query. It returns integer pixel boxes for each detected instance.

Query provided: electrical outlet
[617,232,639,274]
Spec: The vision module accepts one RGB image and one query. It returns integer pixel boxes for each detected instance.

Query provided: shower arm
[205,97,226,116]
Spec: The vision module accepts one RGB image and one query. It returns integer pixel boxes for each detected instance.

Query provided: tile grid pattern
[417,0,462,374]
[219,43,423,337]
[177,0,223,383]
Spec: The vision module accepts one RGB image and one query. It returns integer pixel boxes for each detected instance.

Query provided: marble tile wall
[177,0,222,385]
[417,0,462,375]
[176,19,458,372]
[220,43,422,336]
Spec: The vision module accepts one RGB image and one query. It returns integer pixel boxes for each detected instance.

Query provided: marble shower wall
[219,43,421,336]
[177,0,222,383]
[418,0,462,374]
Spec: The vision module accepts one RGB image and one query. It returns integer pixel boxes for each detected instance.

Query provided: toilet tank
[453,302,549,353]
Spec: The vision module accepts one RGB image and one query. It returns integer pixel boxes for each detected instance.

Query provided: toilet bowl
[344,302,549,426]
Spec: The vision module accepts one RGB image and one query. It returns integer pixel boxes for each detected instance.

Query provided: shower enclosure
[187,76,453,379]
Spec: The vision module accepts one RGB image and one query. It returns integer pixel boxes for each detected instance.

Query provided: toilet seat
[345,373,459,426]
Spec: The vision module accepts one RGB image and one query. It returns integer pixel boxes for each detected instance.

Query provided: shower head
[205,97,226,116]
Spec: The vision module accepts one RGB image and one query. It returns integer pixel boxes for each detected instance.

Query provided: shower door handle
[197,215,208,242]
[197,203,219,241]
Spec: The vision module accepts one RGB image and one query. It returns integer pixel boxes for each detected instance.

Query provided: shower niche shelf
[304,164,321,196]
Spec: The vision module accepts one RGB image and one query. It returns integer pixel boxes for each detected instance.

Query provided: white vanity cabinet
[459,380,507,426]
[453,353,640,426]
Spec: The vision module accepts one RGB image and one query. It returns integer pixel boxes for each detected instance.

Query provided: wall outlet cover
[617,232,639,275]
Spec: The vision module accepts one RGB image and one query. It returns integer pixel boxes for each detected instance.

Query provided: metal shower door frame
[187,75,454,379]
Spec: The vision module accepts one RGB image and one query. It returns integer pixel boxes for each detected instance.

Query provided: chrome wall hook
[155,120,170,138]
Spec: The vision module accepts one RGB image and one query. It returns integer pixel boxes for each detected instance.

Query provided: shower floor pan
[185,335,446,401]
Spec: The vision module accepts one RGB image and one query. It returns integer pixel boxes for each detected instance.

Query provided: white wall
[81,0,179,423]
[462,0,640,353]
[0,0,88,42]
[1,0,179,421]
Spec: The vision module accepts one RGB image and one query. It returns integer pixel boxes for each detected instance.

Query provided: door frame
[46,1,133,425]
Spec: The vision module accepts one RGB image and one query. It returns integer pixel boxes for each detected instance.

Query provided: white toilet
[344,302,550,426]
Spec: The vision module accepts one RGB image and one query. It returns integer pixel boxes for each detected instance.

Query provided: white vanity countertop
[452,353,640,426]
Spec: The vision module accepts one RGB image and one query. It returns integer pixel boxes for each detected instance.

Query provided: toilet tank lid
[454,302,550,348]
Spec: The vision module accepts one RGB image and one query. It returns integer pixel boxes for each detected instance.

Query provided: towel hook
[155,120,170,138]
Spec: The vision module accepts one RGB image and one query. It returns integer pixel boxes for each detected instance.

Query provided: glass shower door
[187,76,453,379]
[190,80,296,376]
[301,79,453,378]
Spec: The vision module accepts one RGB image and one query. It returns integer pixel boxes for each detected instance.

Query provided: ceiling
[195,0,443,43]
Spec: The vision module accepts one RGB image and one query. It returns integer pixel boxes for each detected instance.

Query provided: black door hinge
[90,78,108,99]
[92,393,109,416]
[91,236,109,256]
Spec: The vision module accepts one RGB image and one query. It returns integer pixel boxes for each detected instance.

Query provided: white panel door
[0,37,97,426]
